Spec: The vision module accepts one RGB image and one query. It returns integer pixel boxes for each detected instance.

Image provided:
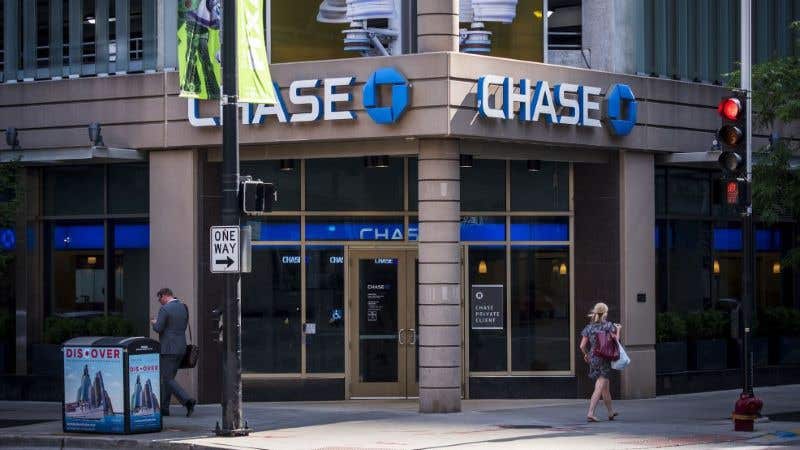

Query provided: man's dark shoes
[185,399,196,417]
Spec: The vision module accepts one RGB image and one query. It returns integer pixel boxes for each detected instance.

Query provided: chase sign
[189,67,410,127]
[476,75,637,136]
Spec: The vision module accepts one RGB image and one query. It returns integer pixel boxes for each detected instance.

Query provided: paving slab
[0,385,798,449]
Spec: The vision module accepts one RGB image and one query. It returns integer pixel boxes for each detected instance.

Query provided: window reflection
[668,221,711,312]
[242,246,302,373]
[511,246,570,371]
[306,247,345,373]
[44,166,104,216]
[270,1,354,63]
[240,160,301,211]
[469,246,507,372]
[510,161,569,211]
[713,223,742,308]
[306,158,403,211]
[49,223,106,317]
[667,169,710,216]
[108,164,149,214]
[461,159,505,211]
[461,216,505,241]
[109,223,150,336]
[485,0,544,62]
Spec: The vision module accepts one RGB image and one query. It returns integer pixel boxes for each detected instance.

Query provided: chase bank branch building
[1,1,799,410]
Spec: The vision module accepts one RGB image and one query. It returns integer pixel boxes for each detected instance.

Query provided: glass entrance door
[348,250,418,398]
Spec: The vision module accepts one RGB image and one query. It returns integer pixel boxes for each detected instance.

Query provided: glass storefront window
[510,161,569,211]
[306,217,405,241]
[408,157,418,211]
[109,223,150,336]
[49,223,106,317]
[461,216,505,241]
[510,217,569,241]
[44,166,104,216]
[306,158,403,211]
[242,246,302,373]
[511,246,570,371]
[461,159,505,211]
[668,220,712,312]
[655,167,666,216]
[668,169,710,216]
[469,246,507,372]
[240,160,301,211]
[656,220,669,312]
[108,164,149,214]
[44,164,150,323]
[270,1,353,63]
[713,223,742,307]
[306,246,345,373]
[485,0,544,62]
[247,218,301,241]
[756,225,794,308]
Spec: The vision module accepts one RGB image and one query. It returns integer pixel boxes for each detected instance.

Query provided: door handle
[408,328,416,345]
[398,329,405,345]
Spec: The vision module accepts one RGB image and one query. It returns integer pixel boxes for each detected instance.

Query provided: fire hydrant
[733,392,764,431]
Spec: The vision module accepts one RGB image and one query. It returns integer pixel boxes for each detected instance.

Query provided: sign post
[216,0,248,437]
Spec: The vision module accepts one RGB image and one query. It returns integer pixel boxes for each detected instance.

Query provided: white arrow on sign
[210,226,240,273]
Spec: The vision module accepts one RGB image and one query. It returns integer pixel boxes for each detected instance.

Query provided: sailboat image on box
[64,365,117,420]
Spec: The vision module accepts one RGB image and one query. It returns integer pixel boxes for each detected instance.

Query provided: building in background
[0,1,798,406]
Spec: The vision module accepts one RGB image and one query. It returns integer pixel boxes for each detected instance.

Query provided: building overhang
[0,146,145,165]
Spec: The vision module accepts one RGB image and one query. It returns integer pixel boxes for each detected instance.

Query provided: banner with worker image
[178,0,276,104]
[237,0,277,104]
[178,0,222,99]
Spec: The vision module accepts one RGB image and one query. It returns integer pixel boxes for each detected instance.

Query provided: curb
[0,434,203,449]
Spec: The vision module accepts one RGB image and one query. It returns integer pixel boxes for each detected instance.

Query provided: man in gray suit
[151,288,196,417]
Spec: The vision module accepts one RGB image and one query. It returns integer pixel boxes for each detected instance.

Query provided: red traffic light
[718,97,742,121]
[719,125,743,146]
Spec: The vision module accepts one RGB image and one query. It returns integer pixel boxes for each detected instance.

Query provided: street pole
[216,0,248,437]
[740,0,754,396]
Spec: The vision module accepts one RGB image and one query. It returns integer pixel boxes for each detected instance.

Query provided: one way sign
[210,226,240,273]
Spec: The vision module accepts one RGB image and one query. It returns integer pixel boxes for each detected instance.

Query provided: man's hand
[150,317,156,325]
[583,353,589,363]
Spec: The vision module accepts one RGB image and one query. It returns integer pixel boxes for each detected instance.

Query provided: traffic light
[240,178,276,214]
[719,178,748,214]
[211,307,223,343]
[717,94,746,178]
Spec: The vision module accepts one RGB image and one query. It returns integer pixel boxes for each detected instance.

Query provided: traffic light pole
[740,0,754,396]
[216,0,249,437]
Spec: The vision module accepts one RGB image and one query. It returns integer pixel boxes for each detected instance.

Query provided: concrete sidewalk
[0,385,799,449]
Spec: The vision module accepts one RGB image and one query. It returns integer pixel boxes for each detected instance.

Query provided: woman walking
[579,302,621,422]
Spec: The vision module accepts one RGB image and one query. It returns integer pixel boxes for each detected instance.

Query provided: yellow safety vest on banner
[237,0,277,105]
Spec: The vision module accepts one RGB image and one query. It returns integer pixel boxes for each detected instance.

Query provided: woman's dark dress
[581,320,616,380]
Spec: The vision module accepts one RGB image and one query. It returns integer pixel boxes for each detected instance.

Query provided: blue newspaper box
[62,337,162,434]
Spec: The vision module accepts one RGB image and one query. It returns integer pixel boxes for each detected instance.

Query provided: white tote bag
[611,340,631,370]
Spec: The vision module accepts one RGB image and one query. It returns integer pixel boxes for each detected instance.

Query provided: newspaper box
[62,337,162,434]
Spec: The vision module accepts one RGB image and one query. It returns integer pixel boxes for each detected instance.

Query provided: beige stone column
[417,0,459,53]
[619,151,656,399]
[417,139,461,413]
[149,149,199,401]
